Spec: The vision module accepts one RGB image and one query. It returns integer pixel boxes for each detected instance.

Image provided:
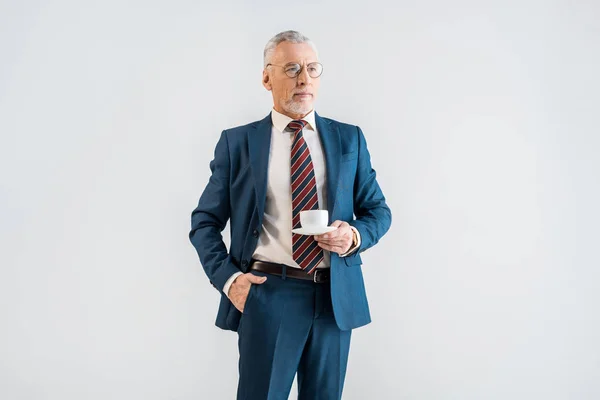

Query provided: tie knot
[286,120,308,132]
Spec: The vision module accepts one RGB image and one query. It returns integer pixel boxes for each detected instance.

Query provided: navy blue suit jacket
[189,112,391,331]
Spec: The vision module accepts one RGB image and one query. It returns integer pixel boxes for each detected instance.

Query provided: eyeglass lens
[284,63,323,78]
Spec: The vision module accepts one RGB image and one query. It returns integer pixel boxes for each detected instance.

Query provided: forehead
[271,42,318,64]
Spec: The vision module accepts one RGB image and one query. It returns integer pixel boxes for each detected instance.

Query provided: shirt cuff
[340,226,361,257]
[223,272,243,299]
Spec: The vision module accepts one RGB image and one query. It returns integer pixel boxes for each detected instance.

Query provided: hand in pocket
[229,272,267,312]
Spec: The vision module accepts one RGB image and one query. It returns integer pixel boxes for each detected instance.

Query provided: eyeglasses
[266,62,323,78]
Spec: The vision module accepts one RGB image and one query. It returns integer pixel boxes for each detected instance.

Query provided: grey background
[1,0,599,399]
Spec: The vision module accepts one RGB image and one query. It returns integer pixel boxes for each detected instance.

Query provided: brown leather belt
[250,260,330,283]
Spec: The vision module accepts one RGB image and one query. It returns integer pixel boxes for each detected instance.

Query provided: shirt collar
[271,108,316,133]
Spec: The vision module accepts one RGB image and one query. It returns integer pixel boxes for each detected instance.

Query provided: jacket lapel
[248,113,273,221]
[315,112,341,220]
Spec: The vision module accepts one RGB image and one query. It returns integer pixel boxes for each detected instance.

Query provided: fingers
[313,221,352,254]
[314,236,350,249]
[329,220,344,228]
[315,220,349,239]
[316,242,347,254]
[245,273,267,284]
[314,230,349,242]
[315,235,345,243]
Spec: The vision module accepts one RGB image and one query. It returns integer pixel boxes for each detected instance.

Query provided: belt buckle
[313,269,322,283]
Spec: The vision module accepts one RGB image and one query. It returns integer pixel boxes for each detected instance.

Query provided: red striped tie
[289,119,324,274]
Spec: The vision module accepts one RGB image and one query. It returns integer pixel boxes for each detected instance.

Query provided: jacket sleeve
[344,126,392,263]
[189,131,241,293]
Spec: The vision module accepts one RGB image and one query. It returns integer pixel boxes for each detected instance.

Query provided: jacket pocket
[344,252,363,266]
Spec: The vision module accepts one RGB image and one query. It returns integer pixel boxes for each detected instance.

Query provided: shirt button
[252,229,259,237]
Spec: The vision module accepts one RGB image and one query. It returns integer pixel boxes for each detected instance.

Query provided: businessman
[189,30,391,399]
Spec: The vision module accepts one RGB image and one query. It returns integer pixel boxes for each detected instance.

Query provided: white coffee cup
[300,210,329,228]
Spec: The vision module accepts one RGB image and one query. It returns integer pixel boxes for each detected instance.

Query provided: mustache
[292,91,313,95]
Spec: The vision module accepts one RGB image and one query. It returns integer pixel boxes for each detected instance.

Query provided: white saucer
[292,226,337,236]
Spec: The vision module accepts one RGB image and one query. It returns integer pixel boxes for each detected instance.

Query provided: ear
[262,69,272,91]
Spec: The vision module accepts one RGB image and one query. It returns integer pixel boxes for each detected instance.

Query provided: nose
[296,65,311,86]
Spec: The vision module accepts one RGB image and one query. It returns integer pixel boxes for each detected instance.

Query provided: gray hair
[263,30,319,67]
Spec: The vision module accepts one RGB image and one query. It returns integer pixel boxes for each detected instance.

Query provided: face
[262,42,321,120]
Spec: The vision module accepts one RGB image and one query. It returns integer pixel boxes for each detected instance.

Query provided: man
[189,30,391,400]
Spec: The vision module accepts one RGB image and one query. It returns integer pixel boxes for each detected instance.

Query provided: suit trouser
[236,268,352,400]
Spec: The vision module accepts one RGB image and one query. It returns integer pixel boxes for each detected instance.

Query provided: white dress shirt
[223,108,361,297]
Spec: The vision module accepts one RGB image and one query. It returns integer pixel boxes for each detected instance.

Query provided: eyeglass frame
[265,62,324,78]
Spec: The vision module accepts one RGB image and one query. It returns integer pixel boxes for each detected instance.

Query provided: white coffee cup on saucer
[300,210,329,229]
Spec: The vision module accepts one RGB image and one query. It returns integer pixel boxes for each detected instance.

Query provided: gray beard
[283,99,312,116]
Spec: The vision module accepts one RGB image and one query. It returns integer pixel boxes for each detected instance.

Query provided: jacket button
[241,260,248,268]
[252,229,259,237]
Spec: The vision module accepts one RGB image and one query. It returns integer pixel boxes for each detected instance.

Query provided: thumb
[330,220,344,228]
[246,274,267,284]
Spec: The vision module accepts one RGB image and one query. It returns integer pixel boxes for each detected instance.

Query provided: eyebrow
[283,61,318,66]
